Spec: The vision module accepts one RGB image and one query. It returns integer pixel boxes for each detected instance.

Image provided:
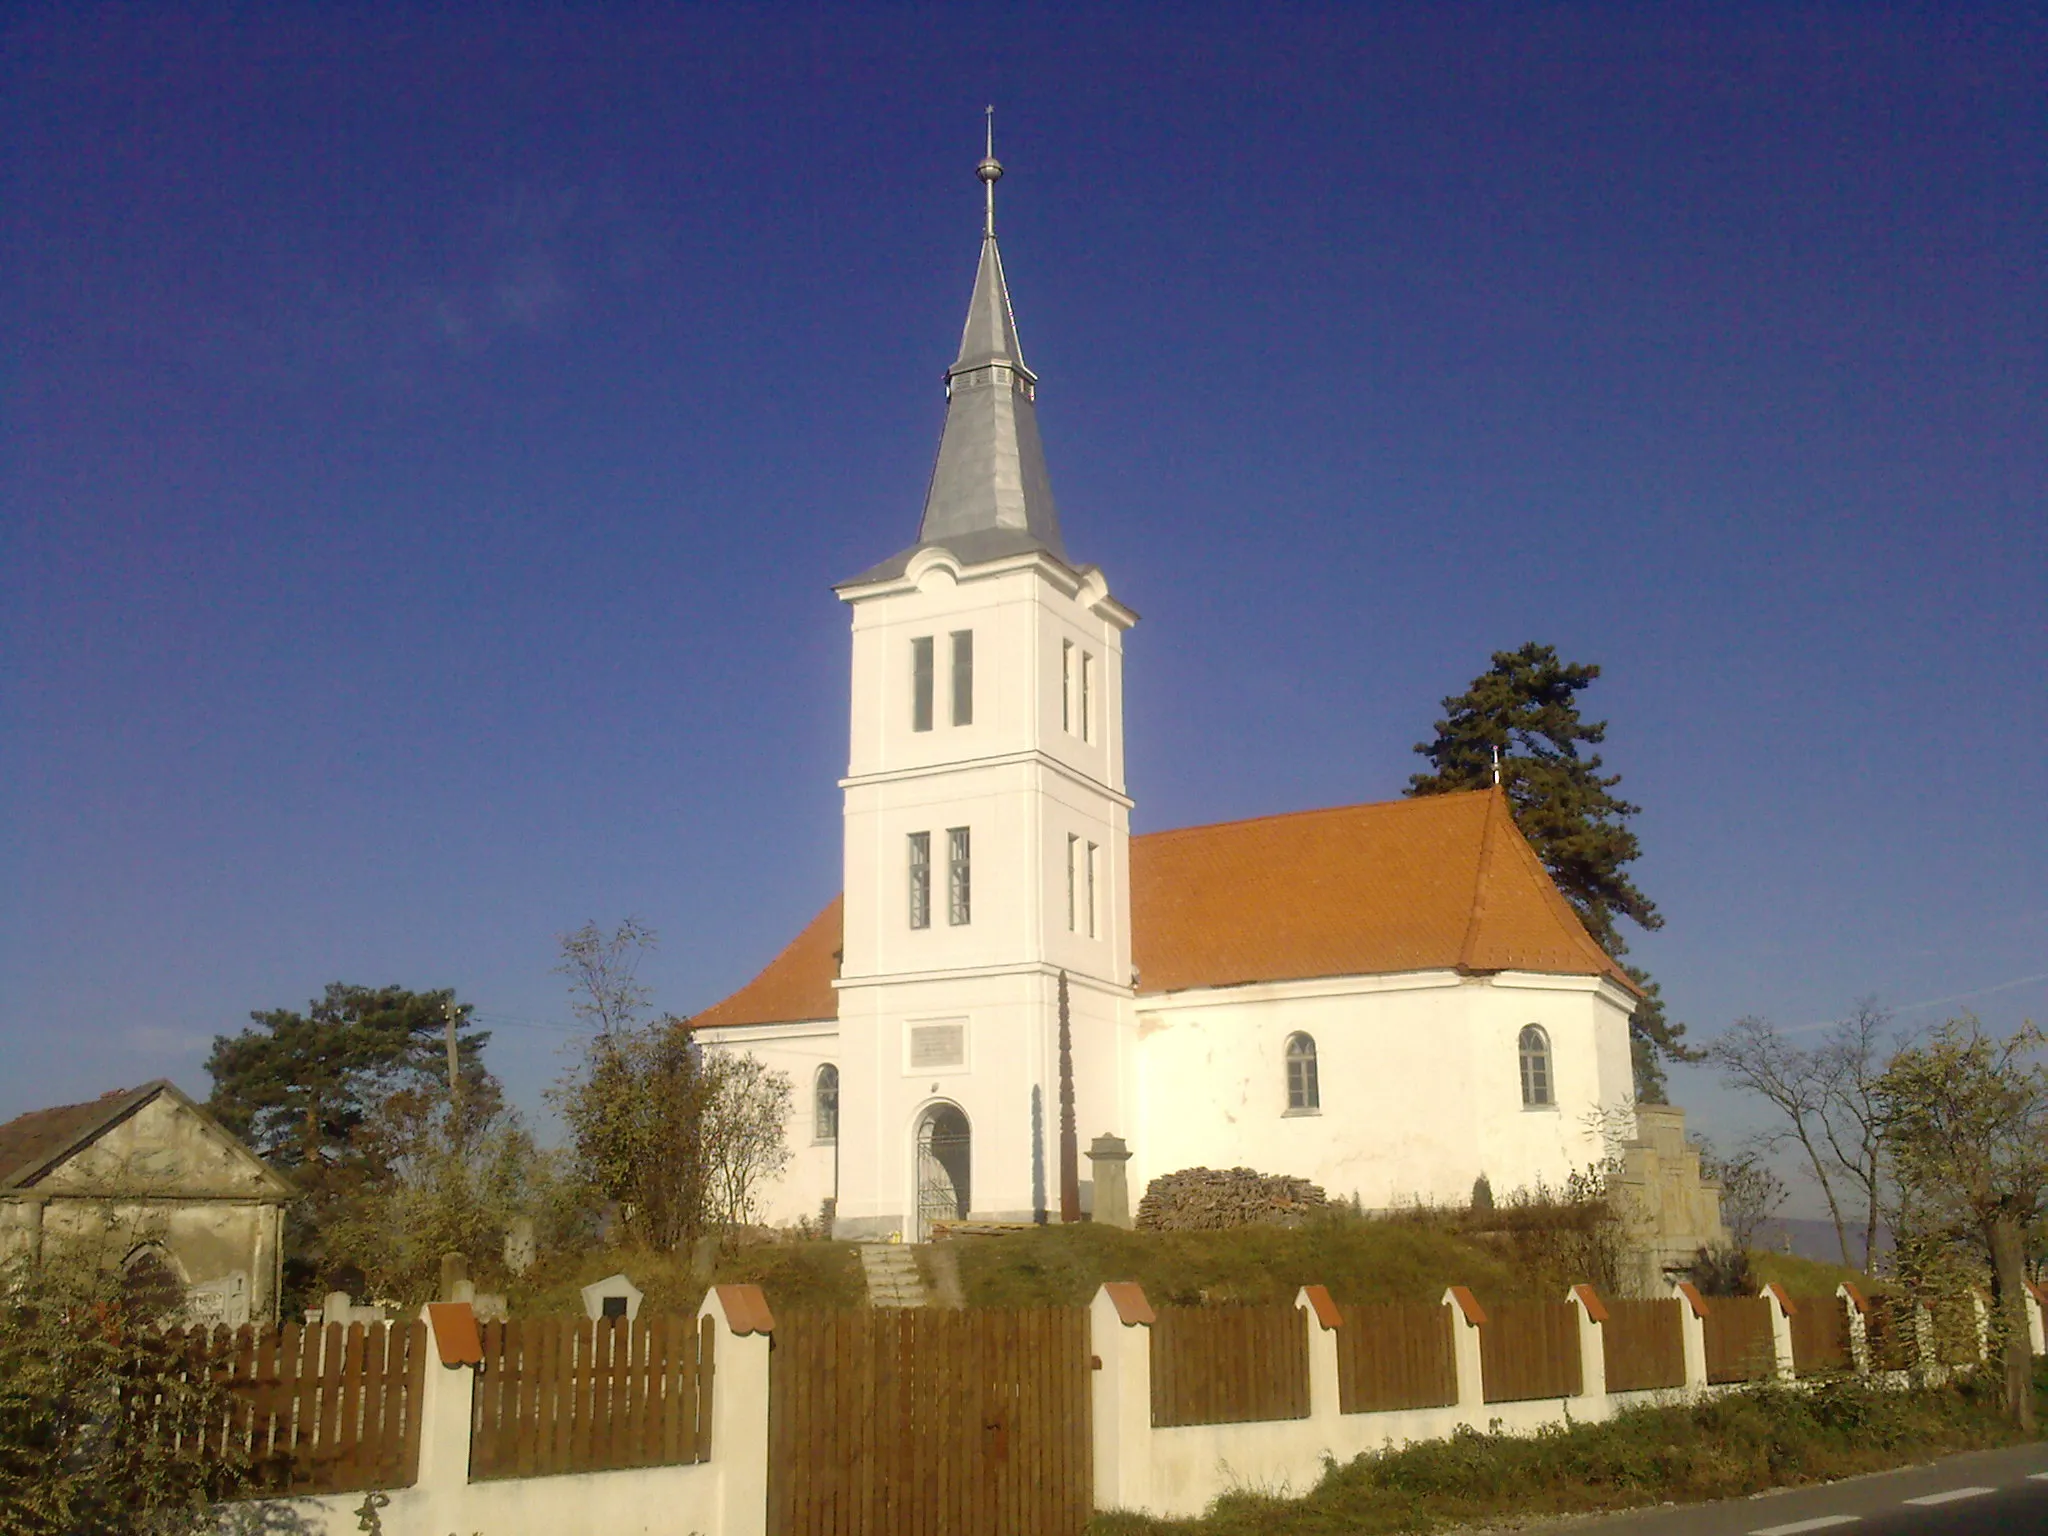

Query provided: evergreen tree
[205,983,493,1292]
[1408,642,1697,1099]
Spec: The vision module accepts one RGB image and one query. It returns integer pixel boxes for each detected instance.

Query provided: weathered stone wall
[1612,1104,1729,1295]
[1,1091,286,1322]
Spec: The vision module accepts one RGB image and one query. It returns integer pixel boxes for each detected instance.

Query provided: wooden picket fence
[160,1321,428,1496]
[1150,1303,1310,1428]
[469,1315,715,1479]
[1601,1299,1685,1393]
[767,1307,1091,1536]
[1703,1297,1776,1384]
[1479,1302,1582,1403]
[1790,1296,1851,1376]
[1335,1301,1458,1414]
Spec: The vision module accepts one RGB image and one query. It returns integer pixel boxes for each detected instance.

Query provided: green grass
[1752,1249,1876,1300]
[506,1238,866,1315]
[1089,1371,2045,1535]
[949,1210,1548,1310]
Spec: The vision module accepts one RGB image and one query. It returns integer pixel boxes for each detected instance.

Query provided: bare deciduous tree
[556,918,656,1036]
[697,1052,794,1232]
[1694,1137,1789,1252]
[1707,1002,1899,1269]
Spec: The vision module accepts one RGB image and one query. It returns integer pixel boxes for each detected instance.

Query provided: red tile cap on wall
[426,1303,483,1367]
[1764,1283,1798,1316]
[714,1284,775,1336]
[1571,1284,1610,1324]
[1300,1284,1343,1331]
[1839,1282,1871,1315]
[1445,1286,1487,1327]
[1675,1282,1709,1319]
[1103,1282,1155,1327]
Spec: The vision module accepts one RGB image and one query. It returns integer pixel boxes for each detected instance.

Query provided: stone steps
[858,1243,929,1308]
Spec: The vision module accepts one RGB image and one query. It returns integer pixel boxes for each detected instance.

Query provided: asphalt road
[1487,1442,2048,1536]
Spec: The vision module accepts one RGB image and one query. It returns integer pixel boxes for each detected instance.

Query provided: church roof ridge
[1134,788,1496,844]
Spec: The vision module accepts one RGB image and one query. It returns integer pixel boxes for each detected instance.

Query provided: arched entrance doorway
[914,1103,971,1240]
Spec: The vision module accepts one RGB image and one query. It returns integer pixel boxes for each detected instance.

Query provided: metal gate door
[914,1106,970,1240]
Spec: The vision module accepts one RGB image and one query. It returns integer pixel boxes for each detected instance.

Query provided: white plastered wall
[689,1022,842,1229]
[1131,971,1637,1209]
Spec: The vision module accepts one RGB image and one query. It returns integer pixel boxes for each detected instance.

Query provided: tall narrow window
[815,1064,839,1143]
[1080,652,1096,743]
[1061,641,1074,733]
[1086,841,1099,937]
[911,636,934,732]
[950,630,973,726]
[1066,834,1079,932]
[1519,1026,1554,1107]
[947,827,971,925]
[1285,1033,1320,1112]
[908,832,931,929]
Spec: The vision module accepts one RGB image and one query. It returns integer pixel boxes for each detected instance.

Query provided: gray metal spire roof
[843,136,1070,586]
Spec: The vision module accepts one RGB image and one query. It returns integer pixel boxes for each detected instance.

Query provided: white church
[692,148,1641,1241]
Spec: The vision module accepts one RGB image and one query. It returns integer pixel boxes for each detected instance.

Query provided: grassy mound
[950,1213,1529,1308]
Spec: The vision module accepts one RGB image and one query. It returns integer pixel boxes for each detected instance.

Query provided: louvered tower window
[908,833,931,929]
[947,827,971,925]
[911,636,934,732]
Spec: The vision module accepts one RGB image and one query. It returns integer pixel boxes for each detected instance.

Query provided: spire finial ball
[977,156,1004,185]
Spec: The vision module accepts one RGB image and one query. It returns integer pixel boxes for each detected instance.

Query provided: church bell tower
[828,129,1138,1239]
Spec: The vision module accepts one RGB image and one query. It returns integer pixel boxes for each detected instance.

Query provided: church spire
[905,118,1067,567]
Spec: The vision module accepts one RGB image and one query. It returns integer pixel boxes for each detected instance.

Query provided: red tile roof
[690,789,1633,1029]
[0,1085,153,1190]
[691,895,844,1030]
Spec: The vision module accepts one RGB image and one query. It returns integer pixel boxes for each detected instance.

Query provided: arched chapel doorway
[914,1103,971,1240]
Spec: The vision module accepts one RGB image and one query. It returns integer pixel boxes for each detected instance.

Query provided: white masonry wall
[1131,969,1638,1210]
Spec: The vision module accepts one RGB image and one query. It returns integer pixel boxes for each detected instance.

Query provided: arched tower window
[1285,1032,1319,1112]
[815,1064,839,1143]
[1519,1026,1554,1107]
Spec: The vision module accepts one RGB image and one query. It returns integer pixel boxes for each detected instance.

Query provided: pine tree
[1408,642,1697,1099]
[206,983,494,1292]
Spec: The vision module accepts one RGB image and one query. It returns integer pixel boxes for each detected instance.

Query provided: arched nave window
[1284,1032,1319,1112]
[1518,1026,1554,1108]
[815,1064,839,1143]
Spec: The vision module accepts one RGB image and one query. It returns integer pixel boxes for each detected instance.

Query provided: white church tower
[829,136,1138,1239]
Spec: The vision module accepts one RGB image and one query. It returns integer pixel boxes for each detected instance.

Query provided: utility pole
[444,1001,461,1114]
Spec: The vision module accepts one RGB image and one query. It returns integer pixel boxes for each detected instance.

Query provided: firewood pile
[1135,1166,1329,1231]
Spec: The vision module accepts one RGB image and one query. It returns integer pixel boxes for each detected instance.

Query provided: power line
[1777,971,2048,1036]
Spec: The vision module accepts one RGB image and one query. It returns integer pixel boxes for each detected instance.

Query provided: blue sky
[5,4,2043,1208]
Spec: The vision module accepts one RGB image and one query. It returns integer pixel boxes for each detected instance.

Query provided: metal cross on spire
[977,104,1003,238]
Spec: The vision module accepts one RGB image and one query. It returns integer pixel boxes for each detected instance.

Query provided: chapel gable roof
[689,789,1633,1029]
[0,1080,290,1197]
